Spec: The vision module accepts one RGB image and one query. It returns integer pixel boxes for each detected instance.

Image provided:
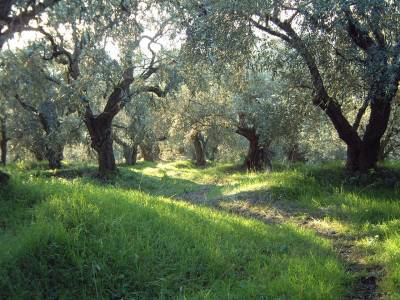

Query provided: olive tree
[28,0,178,176]
[166,0,400,172]
[113,93,170,164]
[0,47,82,168]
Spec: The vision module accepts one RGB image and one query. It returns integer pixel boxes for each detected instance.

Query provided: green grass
[1,160,399,298]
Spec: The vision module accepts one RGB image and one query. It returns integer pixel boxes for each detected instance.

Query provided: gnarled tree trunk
[258,13,400,173]
[0,139,6,166]
[237,127,272,171]
[190,131,206,167]
[83,67,135,177]
[85,115,116,176]
[345,97,392,172]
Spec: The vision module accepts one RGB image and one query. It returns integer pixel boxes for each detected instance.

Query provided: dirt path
[176,188,385,300]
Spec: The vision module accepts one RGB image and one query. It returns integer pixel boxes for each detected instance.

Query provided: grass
[0,160,399,299]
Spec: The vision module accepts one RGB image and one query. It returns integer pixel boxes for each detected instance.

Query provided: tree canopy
[0,0,399,175]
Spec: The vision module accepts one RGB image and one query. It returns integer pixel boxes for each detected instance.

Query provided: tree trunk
[46,143,64,169]
[85,115,117,176]
[191,131,206,167]
[237,127,271,172]
[0,118,9,183]
[346,142,380,172]
[263,17,400,173]
[377,147,386,162]
[1,139,6,166]
[345,99,391,172]
[245,136,271,171]
[286,143,306,163]
[207,146,218,161]
[0,170,9,184]
[123,144,138,165]
[0,117,7,165]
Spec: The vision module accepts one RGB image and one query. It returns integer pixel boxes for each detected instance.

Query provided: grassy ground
[0,160,399,299]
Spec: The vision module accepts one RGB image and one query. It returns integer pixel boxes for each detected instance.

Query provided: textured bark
[237,127,272,172]
[200,134,218,161]
[190,131,206,167]
[83,68,135,176]
[40,102,64,169]
[346,94,392,171]
[85,115,116,176]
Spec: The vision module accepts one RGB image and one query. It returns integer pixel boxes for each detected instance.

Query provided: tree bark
[83,67,135,176]
[346,96,392,171]
[85,115,117,176]
[37,101,65,169]
[123,144,138,165]
[346,140,383,172]
[0,117,8,165]
[237,127,272,171]
[190,131,206,167]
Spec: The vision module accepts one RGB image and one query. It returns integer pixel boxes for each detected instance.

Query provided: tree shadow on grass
[19,161,400,228]
[0,179,348,299]
[27,162,225,202]
[213,165,400,229]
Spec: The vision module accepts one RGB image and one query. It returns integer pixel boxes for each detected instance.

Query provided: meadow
[0,161,399,299]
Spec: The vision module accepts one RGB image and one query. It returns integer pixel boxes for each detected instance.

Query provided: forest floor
[0,160,399,299]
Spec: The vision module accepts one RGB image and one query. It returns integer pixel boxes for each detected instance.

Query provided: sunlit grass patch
[1,160,400,298]
[0,167,348,299]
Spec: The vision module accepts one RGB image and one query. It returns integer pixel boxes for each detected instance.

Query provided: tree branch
[0,0,61,49]
[353,98,370,131]
[249,17,291,43]
[343,8,375,51]
[15,94,38,115]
